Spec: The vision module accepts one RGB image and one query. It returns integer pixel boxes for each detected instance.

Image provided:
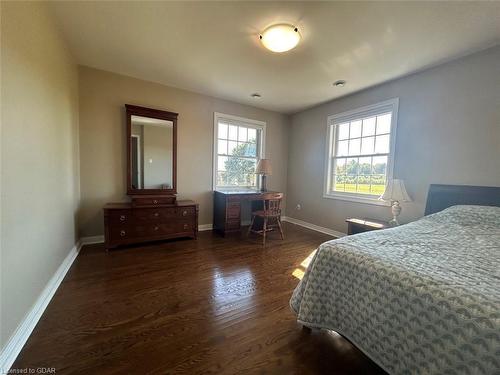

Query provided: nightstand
[346,218,388,235]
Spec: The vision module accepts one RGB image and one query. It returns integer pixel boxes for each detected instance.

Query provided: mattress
[290,205,500,374]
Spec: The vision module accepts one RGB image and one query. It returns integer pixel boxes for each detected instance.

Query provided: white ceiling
[49,1,500,114]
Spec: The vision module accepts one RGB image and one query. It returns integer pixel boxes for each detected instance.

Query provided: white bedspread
[290,205,500,374]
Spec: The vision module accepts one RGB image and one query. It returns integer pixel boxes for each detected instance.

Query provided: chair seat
[252,210,281,218]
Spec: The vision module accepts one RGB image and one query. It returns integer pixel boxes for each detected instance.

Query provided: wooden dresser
[103,104,199,250]
[104,199,198,249]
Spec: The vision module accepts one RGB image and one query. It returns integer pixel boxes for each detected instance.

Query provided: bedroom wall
[287,45,500,234]
[1,1,80,348]
[78,66,289,237]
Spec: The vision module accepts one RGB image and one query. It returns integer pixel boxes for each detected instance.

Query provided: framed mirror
[126,104,177,195]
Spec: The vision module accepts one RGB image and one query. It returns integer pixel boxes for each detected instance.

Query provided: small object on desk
[346,218,388,235]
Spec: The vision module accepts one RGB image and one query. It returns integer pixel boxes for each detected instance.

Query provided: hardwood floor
[13,223,385,374]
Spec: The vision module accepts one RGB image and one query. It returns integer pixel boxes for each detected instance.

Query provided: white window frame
[323,98,399,206]
[213,112,266,190]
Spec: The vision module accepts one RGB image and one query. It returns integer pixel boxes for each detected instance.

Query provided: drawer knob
[182,210,188,216]
[154,226,159,231]
[153,199,158,204]
[119,215,126,222]
[120,230,126,237]
[154,212,159,217]
[183,224,188,230]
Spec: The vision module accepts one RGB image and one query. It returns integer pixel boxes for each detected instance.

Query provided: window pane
[334,175,345,192]
[350,120,362,138]
[228,125,238,140]
[238,127,247,142]
[376,113,391,134]
[361,136,375,155]
[370,174,386,195]
[228,141,238,155]
[375,134,390,154]
[223,157,256,186]
[335,158,347,175]
[344,176,357,193]
[218,139,227,155]
[348,138,361,155]
[358,157,372,175]
[217,156,228,171]
[337,140,349,157]
[247,128,257,142]
[247,173,257,186]
[217,171,229,186]
[372,156,387,175]
[357,175,371,194]
[337,123,349,140]
[362,117,376,137]
[218,123,228,139]
[346,158,358,175]
[244,143,257,157]
[229,142,256,157]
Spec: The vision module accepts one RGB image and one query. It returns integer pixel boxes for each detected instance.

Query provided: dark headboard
[425,184,500,215]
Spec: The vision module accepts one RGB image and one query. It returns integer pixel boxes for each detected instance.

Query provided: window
[213,113,265,189]
[324,98,398,204]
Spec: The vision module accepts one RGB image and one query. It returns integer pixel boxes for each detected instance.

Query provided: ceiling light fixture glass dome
[260,24,300,53]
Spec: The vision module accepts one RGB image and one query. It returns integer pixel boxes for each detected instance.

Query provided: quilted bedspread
[290,205,500,374]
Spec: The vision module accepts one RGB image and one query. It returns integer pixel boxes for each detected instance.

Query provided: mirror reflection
[131,115,174,190]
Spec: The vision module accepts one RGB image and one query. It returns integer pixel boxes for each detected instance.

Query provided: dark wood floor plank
[12,223,385,374]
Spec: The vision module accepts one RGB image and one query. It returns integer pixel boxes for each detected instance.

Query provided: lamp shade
[255,159,272,175]
[379,179,412,202]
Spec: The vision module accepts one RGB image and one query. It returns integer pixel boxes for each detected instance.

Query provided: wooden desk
[213,189,282,236]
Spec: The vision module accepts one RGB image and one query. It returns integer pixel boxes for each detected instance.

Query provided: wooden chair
[247,193,284,246]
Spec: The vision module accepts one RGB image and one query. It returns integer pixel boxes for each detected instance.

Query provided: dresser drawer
[177,206,196,218]
[226,202,240,219]
[131,207,195,222]
[131,196,176,207]
[107,209,132,225]
[177,220,195,233]
[109,220,195,240]
[109,225,137,241]
[133,207,177,222]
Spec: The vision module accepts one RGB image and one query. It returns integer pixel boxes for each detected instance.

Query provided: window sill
[323,192,391,206]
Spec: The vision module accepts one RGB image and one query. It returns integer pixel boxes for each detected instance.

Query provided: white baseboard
[80,235,104,245]
[0,241,83,373]
[282,216,346,238]
[198,224,213,231]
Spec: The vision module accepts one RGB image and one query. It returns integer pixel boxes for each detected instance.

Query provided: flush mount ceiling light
[251,93,262,98]
[333,80,346,87]
[260,24,300,53]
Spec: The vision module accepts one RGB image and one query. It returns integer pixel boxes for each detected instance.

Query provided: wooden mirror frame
[126,104,178,196]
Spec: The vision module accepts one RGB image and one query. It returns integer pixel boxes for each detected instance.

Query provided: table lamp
[256,159,272,192]
[379,179,412,226]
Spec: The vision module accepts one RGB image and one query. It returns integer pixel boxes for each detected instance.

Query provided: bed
[290,184,500,374]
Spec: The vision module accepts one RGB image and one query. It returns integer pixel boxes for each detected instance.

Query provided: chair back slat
[263,193,283,216]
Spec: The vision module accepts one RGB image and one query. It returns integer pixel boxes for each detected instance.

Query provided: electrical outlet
[296,204,301,210]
